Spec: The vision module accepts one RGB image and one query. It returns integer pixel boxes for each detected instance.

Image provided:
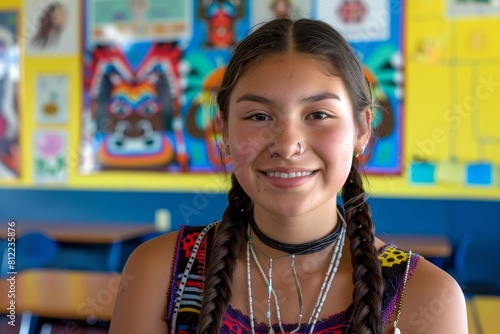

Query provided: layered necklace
[246,209,347,334]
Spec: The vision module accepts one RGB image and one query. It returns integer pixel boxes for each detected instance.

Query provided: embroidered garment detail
[166,225,420,333]
[223,304,353,334]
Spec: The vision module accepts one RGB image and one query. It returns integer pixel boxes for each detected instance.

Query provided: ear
[355,108,372,153]
[216,110,226,139]
[217,110,229,153]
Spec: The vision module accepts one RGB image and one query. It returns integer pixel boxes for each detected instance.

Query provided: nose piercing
[269,142,302,158]
[269,143,279,158]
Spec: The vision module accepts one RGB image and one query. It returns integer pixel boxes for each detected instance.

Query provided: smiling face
[225,52,370,218]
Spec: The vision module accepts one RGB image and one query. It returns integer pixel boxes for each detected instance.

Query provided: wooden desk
[466,299,479,334]
[0,222,157,243]
[0,222,158,271]
[377,234,452,258]
[1,269,121,332]
[469,295,500,334]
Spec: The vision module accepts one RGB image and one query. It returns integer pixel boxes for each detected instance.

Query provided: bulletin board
[0,0,499,199]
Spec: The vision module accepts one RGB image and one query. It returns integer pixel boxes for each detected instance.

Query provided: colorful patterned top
[166,223,420,333]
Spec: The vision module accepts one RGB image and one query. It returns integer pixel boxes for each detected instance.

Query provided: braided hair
[343,158,384,333]
[197,18,384,333]
[196,174,251,333]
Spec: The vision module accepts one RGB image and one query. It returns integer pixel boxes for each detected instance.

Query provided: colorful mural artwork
[0,10,20,179]
[82,0,403,174]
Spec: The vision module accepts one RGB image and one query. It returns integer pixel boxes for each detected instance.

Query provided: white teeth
[267,171,313,178]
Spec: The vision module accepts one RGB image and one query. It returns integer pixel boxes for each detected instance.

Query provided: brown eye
[308,111,329,120]
[248,113,271,121]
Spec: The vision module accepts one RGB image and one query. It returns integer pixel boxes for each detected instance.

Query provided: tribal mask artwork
[89,43,183,170]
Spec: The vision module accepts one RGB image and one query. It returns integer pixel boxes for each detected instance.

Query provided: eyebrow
[301,92,341,103]
[236,92,341,104]
[236,94,272,104]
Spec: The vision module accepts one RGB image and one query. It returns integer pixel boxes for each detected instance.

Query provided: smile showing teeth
[266,171,313,178]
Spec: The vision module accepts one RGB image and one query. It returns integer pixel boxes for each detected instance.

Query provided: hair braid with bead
[342,158,384,333]
[196,174,251,334]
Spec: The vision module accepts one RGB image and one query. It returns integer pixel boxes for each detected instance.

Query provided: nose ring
[269,143,280,158]
[268,142,302,158]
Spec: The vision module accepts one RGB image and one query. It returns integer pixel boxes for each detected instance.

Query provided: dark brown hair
[197,18,383,333]
[31,3,65,48]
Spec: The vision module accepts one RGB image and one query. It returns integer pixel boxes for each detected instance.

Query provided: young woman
[109,19,467,334]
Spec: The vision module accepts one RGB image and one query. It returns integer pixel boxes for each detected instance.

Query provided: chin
[263,201,313,217]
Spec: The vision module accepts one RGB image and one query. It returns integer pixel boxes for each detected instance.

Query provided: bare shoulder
[109,231,180,334]
[398,257,468,334]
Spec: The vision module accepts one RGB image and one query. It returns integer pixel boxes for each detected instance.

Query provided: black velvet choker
[248,213,343,255]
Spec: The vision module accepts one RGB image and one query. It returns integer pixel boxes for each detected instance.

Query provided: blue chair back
[16,231,59,271]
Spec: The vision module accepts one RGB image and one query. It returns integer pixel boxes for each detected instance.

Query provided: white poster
[314,0,390,42]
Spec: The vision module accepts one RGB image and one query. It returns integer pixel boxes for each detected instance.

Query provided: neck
[251,204,340,246]
[249,205,343,256]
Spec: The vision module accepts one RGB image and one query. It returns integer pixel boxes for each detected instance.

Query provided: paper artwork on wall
[447,0,500,17]
[314,0,390,42]
[24,0,80,56]
[409,161,436,185]
[412,37,443,64]
[33,130,67,183]
[436,160,465,185]
[466,162,493,187]
[250,0,312,26]
[0,10,20,180]
[88,0,191,44]
[36,75,69,124]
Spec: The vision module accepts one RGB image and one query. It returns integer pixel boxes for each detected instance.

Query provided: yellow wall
[1,0,499,198]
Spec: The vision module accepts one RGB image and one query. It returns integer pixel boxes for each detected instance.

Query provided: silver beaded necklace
[246,209,347,334]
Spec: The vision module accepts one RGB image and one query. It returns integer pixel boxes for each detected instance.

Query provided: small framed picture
[36,74,69,124]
